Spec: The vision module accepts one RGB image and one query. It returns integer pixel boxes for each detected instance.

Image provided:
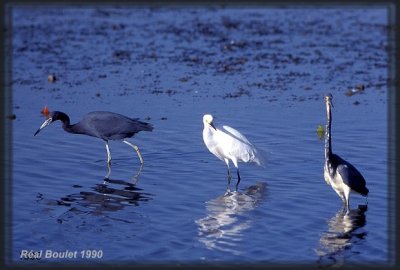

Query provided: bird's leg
[225,159,232,195]
[132,163,144,185]
[225,159,232,194]
[227,168,232,179]
[104,162,111,181]
[105,141,112,164]
[344,194,350,214]
[235,169,241,191]
[225,169,232,194]
[123,140,144,164]
[343,187,351,213]
[230,159,240,192]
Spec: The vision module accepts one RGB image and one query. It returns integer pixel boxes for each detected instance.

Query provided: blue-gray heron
[34,110,153,165]
[323,94,368,211]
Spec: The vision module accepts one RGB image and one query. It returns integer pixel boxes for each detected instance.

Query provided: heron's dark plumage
[324,93,369,210]
[328,153,369,196]
[51,111,153,141]
[34,110,153,167]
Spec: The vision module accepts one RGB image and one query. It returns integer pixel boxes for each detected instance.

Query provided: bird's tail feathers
[360,186,369,197]
[138,121,154,132]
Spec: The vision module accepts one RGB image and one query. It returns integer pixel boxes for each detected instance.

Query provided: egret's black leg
[235,169,241,191]
[227,169,232,189]
[225,168,232,194]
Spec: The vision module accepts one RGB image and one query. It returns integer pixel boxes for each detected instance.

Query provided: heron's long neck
[325,103,332,159]
[56,112,74,133]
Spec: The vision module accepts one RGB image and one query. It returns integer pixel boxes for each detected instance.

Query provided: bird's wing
[217,126,262,165]
[222,125,252,145]
[334,155,369,196]
[82,112,150,140]
[203,123,265,166]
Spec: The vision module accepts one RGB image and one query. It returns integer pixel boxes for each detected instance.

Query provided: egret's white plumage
[202,114,265,192]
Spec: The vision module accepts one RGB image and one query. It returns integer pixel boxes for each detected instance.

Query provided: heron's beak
[34,117,53,136]
[210,122,217,131]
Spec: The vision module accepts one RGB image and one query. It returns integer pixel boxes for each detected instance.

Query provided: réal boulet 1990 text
[20,249,103,260]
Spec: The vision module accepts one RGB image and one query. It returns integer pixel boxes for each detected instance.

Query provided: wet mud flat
[10,6,389,110]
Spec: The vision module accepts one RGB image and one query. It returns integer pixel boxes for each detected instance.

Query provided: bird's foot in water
[103,174,110,181]
[224,189,234,197]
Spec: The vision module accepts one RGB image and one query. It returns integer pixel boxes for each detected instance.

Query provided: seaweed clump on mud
[223,88,251,99]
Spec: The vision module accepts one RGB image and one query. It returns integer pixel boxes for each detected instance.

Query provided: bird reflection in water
[105,162,144,184]
[195,182,267,255]
[43,176,152,223]
[315,205,368,267]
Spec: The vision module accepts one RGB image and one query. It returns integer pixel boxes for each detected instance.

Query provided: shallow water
[6,4,392,266]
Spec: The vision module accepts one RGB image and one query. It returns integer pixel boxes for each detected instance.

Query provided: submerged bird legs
[225,159,241,194]
[104,140,144,165]
[105,159,144,183]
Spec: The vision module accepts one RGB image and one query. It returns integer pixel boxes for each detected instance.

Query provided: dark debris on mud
[10,7,388,105]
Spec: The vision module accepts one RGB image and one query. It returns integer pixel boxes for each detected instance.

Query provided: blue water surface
[6,4,392,267]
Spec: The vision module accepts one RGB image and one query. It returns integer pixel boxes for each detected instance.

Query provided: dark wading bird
[34,110,153,166]
[323,94,368,212]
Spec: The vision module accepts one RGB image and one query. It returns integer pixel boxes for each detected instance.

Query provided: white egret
[323,94,369,212]
[202,114,265,192]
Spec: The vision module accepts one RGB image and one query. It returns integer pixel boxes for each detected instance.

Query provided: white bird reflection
[315,205,368,267]
[195,182,267,255]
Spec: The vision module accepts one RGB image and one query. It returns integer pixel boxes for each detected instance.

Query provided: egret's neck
[203,124,216,144]
[325,103,332,159]
[204,124,215,134]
